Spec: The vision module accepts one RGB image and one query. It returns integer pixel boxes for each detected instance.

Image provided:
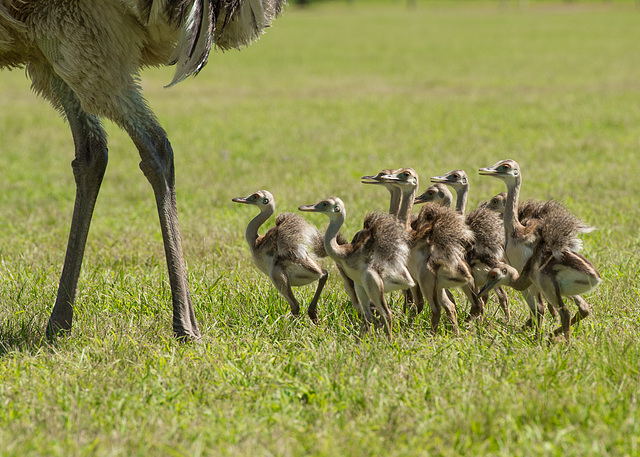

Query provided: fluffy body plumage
[1,1,284,92]
[265,212,328,268]
[465,206,505,262]
[233,191,328,322]
[349,212,413,273]
[479,159,597,331]
[0,0,284,339]
[487,192,593,257]
[479,244,601,342]
[408,202,475,334]
[377,168,478,334]
[299,197,414,337]
[429,168,510,320]
[412,203,473,264]
[362,168,425,313]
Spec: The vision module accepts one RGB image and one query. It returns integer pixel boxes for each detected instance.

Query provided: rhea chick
[299,197,414,337]
[233,190,328,323]
[479,244,601,342]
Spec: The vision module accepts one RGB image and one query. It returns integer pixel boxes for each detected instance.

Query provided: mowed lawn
[1,1,640,455]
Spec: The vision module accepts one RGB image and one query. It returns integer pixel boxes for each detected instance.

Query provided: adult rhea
[0,0,284,339]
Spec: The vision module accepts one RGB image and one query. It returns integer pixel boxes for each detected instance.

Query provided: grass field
[2,1,640,455]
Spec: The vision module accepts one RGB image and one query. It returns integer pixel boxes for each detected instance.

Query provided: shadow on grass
[0,314,48,357]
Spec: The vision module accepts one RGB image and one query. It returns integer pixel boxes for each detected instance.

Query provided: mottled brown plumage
[379,168,478,334]
[479,159,597,332]
[479,242,601,342]
[465,206,505,262]
[410,202,475,334]
[363,168,424,313]
[299,197,414,337]
[487,192,593,253]
[430,168,511,320]
[233,190,327,323]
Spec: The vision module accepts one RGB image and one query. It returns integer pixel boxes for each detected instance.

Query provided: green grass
[2,1,640,455]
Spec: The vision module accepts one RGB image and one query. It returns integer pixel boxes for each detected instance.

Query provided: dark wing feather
[166,0,214,86]
[166,0,286,86]
[136,0,155,23]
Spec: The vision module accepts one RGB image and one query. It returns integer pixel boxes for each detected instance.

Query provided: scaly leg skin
[354,284,373,338]
[439,288,460,337]
[32,36,200,340]
[363,271,392,339]
[551,284,571,343]
[521,287,545,340]
[406,286,424,322]
[464,283,484,322]
[307,269,328,324]
[416,267,442,335]
[44,71,108,339]
[270,265,301,318]
[569,296,590,328]
[494,286,510,322]
[125,96,200,341]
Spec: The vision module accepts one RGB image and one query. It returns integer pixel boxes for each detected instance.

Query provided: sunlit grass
[1,1,640,456]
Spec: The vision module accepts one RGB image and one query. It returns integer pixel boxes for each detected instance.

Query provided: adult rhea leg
[47,78,108,338]
[122,96,200,340]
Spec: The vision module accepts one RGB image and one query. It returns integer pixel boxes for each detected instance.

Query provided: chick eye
[452,174,459,179]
